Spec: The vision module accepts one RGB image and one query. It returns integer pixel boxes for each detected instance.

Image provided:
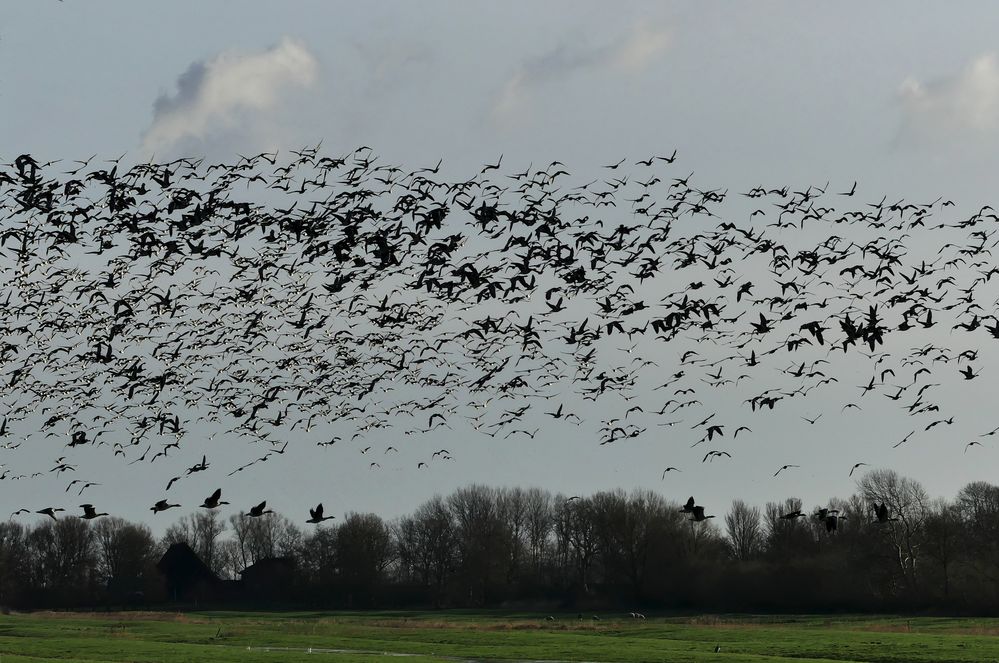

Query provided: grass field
[3,610,999,663]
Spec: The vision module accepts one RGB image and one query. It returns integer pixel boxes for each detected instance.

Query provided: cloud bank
[898,53,999,144]
[493,20,670,123]
[142,38,318,157]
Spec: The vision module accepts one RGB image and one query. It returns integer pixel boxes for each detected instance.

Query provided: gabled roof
[239,556,297,576]
[157,542,219,582]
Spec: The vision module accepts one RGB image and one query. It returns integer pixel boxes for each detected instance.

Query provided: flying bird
[200,489,229,509]
[151,499,181,514]
[307,503,335,524]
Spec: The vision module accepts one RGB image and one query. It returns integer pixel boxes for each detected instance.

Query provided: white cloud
[898,53,999,143]
[610,20,672,73]
[492,21,670,123]
[142,38,319,156]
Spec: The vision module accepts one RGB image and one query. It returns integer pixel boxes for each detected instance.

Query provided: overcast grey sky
[4,2,999,531]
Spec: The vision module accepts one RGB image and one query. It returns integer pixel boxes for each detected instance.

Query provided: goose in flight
[79,504,108,520]
[690,505,715,522]
[824,513,846,532]
[702,450,731,462]
[150,499,180,514]
[307,503,335,524]
[200,488,229,509]
[247,501,274,517]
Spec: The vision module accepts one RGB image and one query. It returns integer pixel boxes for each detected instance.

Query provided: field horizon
[4,609,999,662]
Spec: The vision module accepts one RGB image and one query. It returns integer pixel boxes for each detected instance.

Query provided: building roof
[239,556,297,576]
[156,542,219,582]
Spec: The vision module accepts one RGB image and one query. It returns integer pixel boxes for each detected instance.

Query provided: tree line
[3,469,999,612]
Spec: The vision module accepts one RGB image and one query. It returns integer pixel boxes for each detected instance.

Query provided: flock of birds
[1,146,998,525]
[677,495,899,533]
[15,490,332,525]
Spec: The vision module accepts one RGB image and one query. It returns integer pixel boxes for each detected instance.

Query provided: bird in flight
[689,505,714,522]
[200,488,229,509]
[79,504,108,520]
[247,501,274,518]
[702,450,731,463]
[307,503,335,524]
[150,499,180,514]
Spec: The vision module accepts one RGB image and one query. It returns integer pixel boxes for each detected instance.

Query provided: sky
[4,2,999,532]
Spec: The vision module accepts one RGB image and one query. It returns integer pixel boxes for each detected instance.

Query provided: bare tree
[335,512,393,606]
[857,469,929,595]
[92,517,157,595]
[163,510,227,576]
[496,487,529,585]
[553,494,598,596]
[763,497,814,558]
[227,511,303,573]
[0,522,30,606]
[523,487,553,580]
[725,499,763,562]
[923,498,960,601]
[953,481,999,600]
[448,484,502,604]
[298,524,337,590]
[395,495,455,605]
[27,518,96,604]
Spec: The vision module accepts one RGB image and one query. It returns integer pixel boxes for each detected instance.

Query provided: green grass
[3,610,999,662]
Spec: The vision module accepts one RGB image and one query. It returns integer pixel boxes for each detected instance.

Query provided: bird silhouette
[150,499,181,514]
[200,488,229,509]
[247,501,274,518]
[689,505,714,522]
[79,504,108,520]
[306,503,335,524]
[824,513,845,532]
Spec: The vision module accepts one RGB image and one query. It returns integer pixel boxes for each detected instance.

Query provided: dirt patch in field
[27,611,209,624]
[944,627,999,636]
[352,618,619,633]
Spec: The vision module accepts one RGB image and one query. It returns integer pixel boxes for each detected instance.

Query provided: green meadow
[3,611,999,663]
